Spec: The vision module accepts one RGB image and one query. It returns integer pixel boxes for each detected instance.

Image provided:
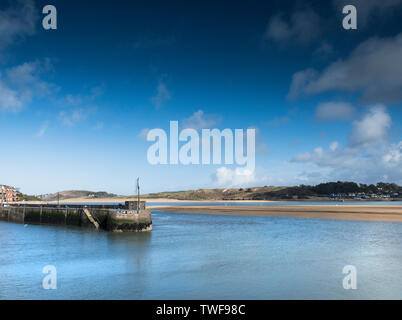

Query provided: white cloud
[182,110,221,130]
[350,105,391,146]
[7,60,52,96]
[0,0,37,52]
[383,142,402,167]
[59,109,91,127]
[36,122,48,137]
[0,80,23,111]
[214,167,257,187]
[315,102,355,121]
[289,33,402,103]
[64,94,83,106]
[329,141,339,151]
[264,10,322,45]
[151,81,171,108]
[57,86,102,126]
[293,146,359,169]
[292,106,402,183]
[314,42,334,56]
[60,85,103,107]
[287,68,318,99]
[0,60,53,112]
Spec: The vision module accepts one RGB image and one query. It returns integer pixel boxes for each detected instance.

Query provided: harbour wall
[0,206,152,232]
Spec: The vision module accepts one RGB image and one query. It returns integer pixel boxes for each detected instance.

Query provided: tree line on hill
[251,182,402,200]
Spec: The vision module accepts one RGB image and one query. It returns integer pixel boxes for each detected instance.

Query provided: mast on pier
[136,177,140,213]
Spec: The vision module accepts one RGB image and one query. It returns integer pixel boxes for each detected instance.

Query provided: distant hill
[41,187,289,201]
[17,192,42,202]
[142,186,287,200]
[142,182,402,201]
[42,190,117,201]
[37,182,402,202]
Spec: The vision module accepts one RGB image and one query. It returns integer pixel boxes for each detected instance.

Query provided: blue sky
[1,0,402,195]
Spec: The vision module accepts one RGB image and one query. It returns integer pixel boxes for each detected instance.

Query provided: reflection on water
[1,211,402,299]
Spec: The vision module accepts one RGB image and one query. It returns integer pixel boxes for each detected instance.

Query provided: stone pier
[0,201,152,232]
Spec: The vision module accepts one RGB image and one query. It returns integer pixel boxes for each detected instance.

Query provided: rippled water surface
[1,210,402,299]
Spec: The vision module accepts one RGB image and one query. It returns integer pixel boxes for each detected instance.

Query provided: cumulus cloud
[350,105,391,146]
[314,42,334,56]
[383,142,402,167]
[293,141,402,183]
[214,167,256,187]
[182,110,221,130]
[59,109,86,127]
[59,107,96,127]
[288,33,402,104]
[287,68,318,99]
[0,80,23,111]
[293,144,359,168]
[0,60,53,112]
[329,141,339,151]
[60,85,103,107]
[151,81,171,108]
[56,86,102,126]
[264,10,322,45]
[292,106,402,183]
[7,60,52,95]
[0,0,37,52]
[315,102,355,121]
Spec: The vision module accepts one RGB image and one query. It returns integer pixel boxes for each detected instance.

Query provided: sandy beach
[43,197,276,204]
[17,199,402,222]
[153,205,402,222]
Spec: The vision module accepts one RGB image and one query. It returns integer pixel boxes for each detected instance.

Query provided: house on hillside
[0,185,19,204]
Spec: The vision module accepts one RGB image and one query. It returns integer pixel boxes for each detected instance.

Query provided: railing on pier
[3,201,147,210]
[5,203,125,209]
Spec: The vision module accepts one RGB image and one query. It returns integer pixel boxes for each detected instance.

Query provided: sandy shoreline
[43,197,276,204]
[153,205,402,222]
[12,199,402,222]
[36,197,398,204]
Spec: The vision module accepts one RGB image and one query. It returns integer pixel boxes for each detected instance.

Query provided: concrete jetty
[0,201,152,232]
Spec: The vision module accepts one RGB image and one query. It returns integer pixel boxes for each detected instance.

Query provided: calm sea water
[1,210,402,300]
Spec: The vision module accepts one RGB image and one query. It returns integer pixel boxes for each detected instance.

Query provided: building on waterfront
[0,185,19,204]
